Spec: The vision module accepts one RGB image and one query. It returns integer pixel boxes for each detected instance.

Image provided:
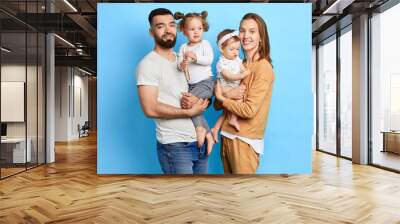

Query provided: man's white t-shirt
[136,51,197,144]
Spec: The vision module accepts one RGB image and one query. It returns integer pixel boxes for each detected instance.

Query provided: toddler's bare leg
[196,127,207,148]
[205,132,215,156]
[211,112,226,143]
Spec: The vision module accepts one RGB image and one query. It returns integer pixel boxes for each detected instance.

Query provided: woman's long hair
[240,13,272,65]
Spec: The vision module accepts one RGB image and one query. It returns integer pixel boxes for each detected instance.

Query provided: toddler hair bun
[174,12,184,20]
[201,11,208,19]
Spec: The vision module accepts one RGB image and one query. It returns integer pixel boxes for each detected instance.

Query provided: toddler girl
[175,11,215,154]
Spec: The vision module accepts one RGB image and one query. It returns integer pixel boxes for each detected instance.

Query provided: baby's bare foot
[228,119,241,132]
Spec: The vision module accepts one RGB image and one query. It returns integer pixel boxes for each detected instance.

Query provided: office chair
[79,121,90,138]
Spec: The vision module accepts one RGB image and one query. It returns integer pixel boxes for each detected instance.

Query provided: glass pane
[38,33,45,165]
[1,31,27,177]
[340,29,352,158]
[27,31,38,169]
[318,37,337,154]
[371,3,400,171]
[0,1,46,178]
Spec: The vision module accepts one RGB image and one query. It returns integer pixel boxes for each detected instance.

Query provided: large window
[339,28,352,158]
[371,3,400,171]
[317,27,353,159]
[317,36,337,154]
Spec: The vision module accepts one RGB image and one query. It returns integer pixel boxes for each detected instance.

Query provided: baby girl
[211,29,250,142]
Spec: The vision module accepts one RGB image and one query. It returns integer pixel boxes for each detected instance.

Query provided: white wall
[55,67,89,141]
[55,66,69,141]
[1,65,41,138]
[71,72,89,138]
[1,64,46,164]
[1,65,26,132]
[1,65,27,143]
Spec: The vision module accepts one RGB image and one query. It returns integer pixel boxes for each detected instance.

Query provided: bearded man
[136,8,210,174]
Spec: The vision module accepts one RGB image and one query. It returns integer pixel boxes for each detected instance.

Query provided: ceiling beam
[55,55,96,70]
[322,0,356,14]
[67,13,97,46]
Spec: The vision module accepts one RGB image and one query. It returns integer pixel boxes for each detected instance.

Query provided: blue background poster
[97,3,312,174]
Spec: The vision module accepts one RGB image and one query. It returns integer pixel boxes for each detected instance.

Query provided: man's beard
[155,33,176,49]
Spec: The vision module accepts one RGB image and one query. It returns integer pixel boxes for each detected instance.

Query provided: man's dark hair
[148,8,174,25]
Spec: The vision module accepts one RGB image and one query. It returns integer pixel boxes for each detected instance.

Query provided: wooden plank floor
[1,134,400,224]
[1,167,26,178]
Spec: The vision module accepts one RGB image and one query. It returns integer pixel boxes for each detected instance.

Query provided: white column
[46,33,55,163]
[46,1,55,163]
[352,14,369,164]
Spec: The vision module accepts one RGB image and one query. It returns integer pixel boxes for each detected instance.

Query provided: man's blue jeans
[156,141,208,174]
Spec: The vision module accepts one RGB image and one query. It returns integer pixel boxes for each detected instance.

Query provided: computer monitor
[1,123,7,137]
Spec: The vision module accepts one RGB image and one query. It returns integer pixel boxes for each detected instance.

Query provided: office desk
[1,138,32,163]
[381,131,400,154]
